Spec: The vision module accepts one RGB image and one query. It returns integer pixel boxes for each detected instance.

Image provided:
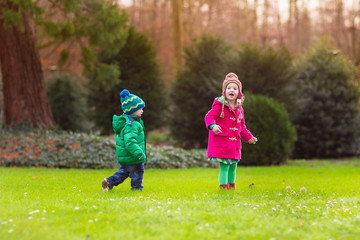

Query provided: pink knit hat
[220,73,244,118]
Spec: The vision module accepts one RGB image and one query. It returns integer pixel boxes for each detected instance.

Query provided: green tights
[219,162,237,185]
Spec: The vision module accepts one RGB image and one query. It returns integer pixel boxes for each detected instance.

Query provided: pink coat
[205,97,253,159]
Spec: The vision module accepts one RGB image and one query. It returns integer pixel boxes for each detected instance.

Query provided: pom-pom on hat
[120,89,145,115]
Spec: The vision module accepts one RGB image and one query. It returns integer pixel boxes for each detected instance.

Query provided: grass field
[1,160,360,240]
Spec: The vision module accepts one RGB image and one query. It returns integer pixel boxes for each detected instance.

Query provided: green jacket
[112,114,146,165]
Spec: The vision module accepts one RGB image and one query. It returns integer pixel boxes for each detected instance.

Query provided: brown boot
[229,183,235,190]
[219,184,229,190]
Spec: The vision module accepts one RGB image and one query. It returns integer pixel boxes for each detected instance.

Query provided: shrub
[171,34,233,148]
[292,39,360,159]
[87,26,166,134]
[0,128,215,169]
[241,94,297,166]
[231,45,295,110]
[46,74,88,132]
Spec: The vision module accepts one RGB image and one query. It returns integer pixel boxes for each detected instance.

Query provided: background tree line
[117,0,360,82]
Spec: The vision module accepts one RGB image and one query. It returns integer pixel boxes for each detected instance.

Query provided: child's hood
[113,115,127,134]
[213,96,242,107]
[112,114,142,134]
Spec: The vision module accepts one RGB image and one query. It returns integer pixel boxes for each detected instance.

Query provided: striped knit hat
[222,72,242,96]
[120,89,145,115]
[220,73,243,118]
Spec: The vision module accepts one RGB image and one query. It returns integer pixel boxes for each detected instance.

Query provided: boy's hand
[212,125,222,134]
[248,137,258,144]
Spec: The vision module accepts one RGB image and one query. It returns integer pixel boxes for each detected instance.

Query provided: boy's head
[120,89,145,115]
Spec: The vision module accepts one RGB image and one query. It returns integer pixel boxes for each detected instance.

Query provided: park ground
[1,159,360,240]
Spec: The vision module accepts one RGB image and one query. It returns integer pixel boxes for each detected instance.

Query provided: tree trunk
[0,2,55,128]
[171,0,183,74]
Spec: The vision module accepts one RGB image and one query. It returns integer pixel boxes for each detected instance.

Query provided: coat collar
[217,96,241,108]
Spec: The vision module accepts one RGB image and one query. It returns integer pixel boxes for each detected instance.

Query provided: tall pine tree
[171,35,233,148]
[293,40,360,158]
[87,26,166,134]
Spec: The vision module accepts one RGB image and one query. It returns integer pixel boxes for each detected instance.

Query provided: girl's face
[225,83,239,102]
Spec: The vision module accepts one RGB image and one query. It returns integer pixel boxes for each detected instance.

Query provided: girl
[205,73,257,190]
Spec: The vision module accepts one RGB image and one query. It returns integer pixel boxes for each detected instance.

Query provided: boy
[102,89,146,191]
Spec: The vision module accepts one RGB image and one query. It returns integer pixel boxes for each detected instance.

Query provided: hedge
[0,129,216,169]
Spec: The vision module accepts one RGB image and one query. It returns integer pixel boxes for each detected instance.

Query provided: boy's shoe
[102,178,109,192]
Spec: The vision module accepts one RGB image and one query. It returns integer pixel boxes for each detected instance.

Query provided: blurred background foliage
[1,0,360,166]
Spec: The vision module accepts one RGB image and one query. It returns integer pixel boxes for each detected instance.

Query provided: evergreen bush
[171,35,233,148]
[46,74,88,131]
[292,40,360,159]
[231,45,296,117]
[241,94,297,166]
[87,26,166,134]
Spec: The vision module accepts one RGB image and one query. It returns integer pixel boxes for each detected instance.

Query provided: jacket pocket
[213,131,229,148]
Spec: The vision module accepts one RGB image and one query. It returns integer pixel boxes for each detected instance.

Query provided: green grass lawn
[1,161,360,240]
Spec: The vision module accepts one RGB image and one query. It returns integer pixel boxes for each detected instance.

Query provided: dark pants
[106,163,144,190]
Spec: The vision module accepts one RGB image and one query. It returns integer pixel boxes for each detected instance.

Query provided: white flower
[300,187,307,192]
[74,207,80,210]
[272,208,276,211]
[285,186,291,190]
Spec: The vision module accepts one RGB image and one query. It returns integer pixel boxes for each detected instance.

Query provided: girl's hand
[248,137,258,144]
[212,125,222,134]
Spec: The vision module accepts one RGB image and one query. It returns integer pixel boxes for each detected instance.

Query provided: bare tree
[171,0,183,73]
